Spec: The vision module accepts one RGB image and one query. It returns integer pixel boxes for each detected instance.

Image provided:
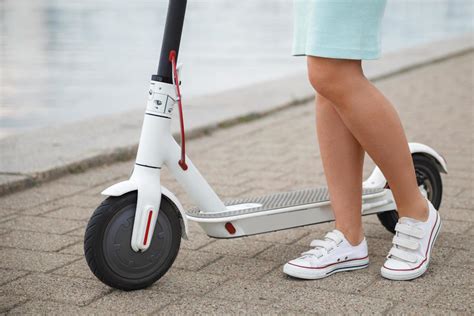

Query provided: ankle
[335,225,364,246]
[398,196,429,222]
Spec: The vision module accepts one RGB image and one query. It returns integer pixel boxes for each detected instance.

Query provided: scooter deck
[186,186,384,219]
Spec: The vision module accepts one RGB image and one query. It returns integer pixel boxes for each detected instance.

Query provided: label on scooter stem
[147,92,169,114]
[146,81,177,116]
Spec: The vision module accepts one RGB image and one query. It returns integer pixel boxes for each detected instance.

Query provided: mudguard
[363,142,448,189]
[102,181,188,240]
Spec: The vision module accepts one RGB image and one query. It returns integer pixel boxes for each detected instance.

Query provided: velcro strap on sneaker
[395,223,424,238]
[310,240,327,248]
[392,236,419,250]
[389,247,417,263]
[325,231,343,244]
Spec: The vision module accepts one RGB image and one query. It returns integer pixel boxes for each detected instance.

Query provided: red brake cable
[169,50,188,171]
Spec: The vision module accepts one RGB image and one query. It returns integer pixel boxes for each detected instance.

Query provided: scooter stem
[129,77,225,252]
[153,0,187,84]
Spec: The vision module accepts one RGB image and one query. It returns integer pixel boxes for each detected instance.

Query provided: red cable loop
[169,50,188,171]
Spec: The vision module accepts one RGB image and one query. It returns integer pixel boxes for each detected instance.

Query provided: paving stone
[0,248,79,272]
[359,255,388,275]
[0,216,85,235]
[157,295,301,315]
[0,230,80,252]
[438,208,474,222]
[362,279,442,304]
[0,207,16,218]
[7,300,105,314]
[247,227,311,245]
[207,279,394,314]
[366,237,392,257]
[199,238,273,258]
[65,226,86,237]
[363,222,394,240]
[58,242,84,256]
[444,197,474,210]
[89,289,181,314]
[0,269,29,286]
[51,258,94,280]
[0,295,28,313]
[436,232,473,250]
[201,256,280,280]
[1,273,110,306]
[19,200,65,216]
[54,194,106,209]
[447,249,474,267]
[0,227,10,235]
[42,206,94,221]
[186,220,204,233]
[438,219,472,234]
[428,246,458,266]
[150,269,228,296]
[0,182,87,210]
[443,179,472,193]
[80,186,115,197]
[362,214,383,225]
[467,226,474,236]
[387,303,457,315]
[309,269,377,295]
[429,286,474,313]
[442,186,465,197]
[255,243,309,264]
[413,264,473,288]
[0,213,17,224]
[55,162,131,187]
[173,249,222,272]
[180,232,215,250]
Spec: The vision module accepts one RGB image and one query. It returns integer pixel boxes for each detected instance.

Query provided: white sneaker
[381,199,441,281]
[283,229,369,280]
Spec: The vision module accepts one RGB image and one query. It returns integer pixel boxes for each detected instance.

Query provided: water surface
[0,0,472,137]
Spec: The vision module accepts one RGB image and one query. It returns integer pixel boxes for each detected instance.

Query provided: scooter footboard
[187,187,395,238]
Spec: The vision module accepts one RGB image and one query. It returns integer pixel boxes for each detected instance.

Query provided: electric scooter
[84,0,447,291]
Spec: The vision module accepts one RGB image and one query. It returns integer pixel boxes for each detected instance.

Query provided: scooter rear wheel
[84,192,181,291]
[377,154,443,234]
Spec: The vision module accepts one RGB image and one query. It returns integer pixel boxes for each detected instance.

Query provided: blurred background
[0,0,473,138]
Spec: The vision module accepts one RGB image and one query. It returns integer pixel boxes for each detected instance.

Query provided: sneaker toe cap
[287,258,313,268]
[382,257,413,271]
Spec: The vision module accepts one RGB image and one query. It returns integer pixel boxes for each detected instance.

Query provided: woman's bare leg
[316,93,365,245]
[308,56,428,221]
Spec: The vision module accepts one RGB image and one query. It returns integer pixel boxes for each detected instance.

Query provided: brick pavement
[1,52,473,314]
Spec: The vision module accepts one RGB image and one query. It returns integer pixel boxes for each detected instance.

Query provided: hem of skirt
[292,46,382,60]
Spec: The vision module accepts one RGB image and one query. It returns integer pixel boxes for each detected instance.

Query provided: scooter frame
[101,0,448,253]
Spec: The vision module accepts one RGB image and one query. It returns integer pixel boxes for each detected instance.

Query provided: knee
[307,64,338,98]
[307,57,362,102]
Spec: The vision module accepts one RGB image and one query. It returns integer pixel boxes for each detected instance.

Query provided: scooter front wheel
[84,192,181,291]
[377,154,443,233]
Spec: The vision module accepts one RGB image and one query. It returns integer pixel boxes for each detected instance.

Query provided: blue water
[0,0,472,137]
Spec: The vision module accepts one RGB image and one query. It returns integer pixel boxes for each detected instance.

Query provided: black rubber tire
[377,154,443,234]
[84,191,181,291]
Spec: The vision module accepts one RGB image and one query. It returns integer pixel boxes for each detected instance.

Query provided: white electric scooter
[84,0,447,291]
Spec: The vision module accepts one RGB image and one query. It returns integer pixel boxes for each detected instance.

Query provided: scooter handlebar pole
[153,0,187,83]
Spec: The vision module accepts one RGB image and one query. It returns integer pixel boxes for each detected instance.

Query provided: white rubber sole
[381,212,442,281]
[283,256,369,280]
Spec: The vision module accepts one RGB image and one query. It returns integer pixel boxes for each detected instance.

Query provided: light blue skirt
[293,0,387,60]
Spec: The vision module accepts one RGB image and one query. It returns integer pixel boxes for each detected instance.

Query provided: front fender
[161,186,189,239]
[101,180,138,196]
[101,181,188,239]
[363,142,447,189]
